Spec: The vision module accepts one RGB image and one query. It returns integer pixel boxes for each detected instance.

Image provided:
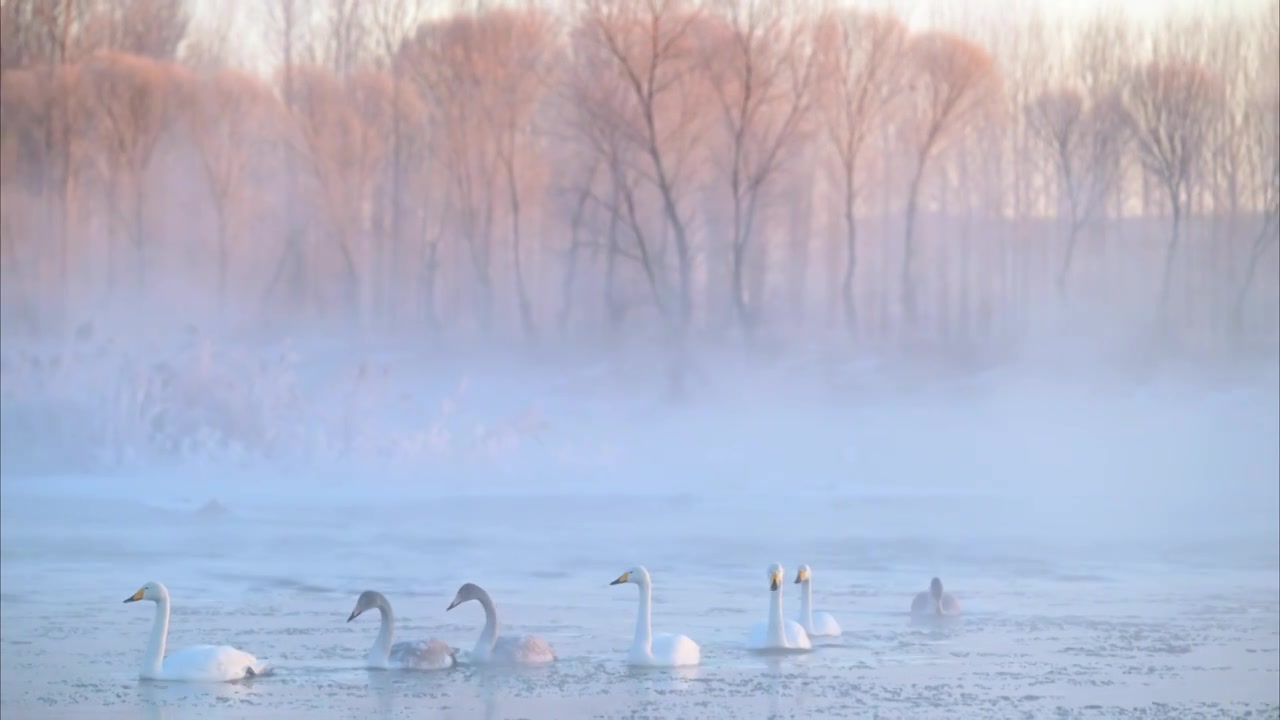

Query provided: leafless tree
[1121,60,1224,321]
[185,69,284,314]
[1235,85,1280,333]
[324,0,369,76]
[370,0,422,326]
[899,32,998,327]
[817,9,905,336]
[701,0,820,340]
[1027,86,1128,296]
[580,0,709,342]
[80,52,177,294]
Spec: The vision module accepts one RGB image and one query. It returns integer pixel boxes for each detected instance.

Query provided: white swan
[794,564,842,637]
[347,590,456,670]
[609,566,700,667]
[123,581,268,682]
[446,583,556,665]
[911,577,961,617]
[747,563,812,652]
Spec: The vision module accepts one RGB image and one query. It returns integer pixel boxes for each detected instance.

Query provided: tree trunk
[1235,221,1277,338]
[389,66,403,329]
[1057,219,1081,299]
[215,209,229,316]
[901,157,928,327]
[1159,188,1181,325]
[505,155,536,346]
[132,184,147,294]
[841,177,858,339]
[604,181,624,338]
[557,184,592,337]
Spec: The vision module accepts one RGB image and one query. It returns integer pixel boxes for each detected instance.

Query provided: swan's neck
[799,580,814,629]
[767,589,786,646]
[473,589,499,655]
[632,580,653,656]
[371,599,395,662]
[143,597,170,678]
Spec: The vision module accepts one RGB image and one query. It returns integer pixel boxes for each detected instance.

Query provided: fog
[3,326,1277,718]
[2,0,1279,718]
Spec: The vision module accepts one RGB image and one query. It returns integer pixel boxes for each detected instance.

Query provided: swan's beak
[770,574,781,591]
[346,610,359,622]
[609,572,630,586]
[446,597,461,611]
[123,588,144,603]
[794,571,804,584]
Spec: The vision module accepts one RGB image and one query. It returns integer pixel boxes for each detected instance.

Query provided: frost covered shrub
[0,328,571,475]
[0,329,306,472]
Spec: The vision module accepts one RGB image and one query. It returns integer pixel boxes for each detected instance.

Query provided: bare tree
[406,15,519,335]
[185,69,284,314]
[370,0,422,326]
[899,32,998,326]
[1121,60,1223,321]
[701,0,820,340]
[482,8,558,345]
[1,0,86,70]
[817,9,905,336]
[84,0,191,60]
[1027,86,1127,296]
[1235,85,1280,333]
[580,0,709,343]
[324,0,369,76]
[80,52,177,295]
[562,32,669,326]
[260,0,315,310]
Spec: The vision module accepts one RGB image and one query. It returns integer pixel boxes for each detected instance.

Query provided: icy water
[2,476,1278,720]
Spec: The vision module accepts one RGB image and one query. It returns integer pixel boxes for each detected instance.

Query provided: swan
[793,564,842,637]
[123,581,268,682]
[609,566,700,667]
[347,590,456,670]
[911,577,961,617]
[747,563,812,651]
[446,583,556,665]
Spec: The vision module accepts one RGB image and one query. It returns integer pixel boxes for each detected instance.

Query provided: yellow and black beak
[794,571,804,584]
[610,572,630,586]
[770,574,781,591]
[123,588,144,603]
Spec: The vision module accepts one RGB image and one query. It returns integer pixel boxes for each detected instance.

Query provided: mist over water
[2,328,1278,719]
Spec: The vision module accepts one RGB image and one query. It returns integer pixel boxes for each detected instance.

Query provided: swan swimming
[347,590,456,670]
[446,583,556,665]
[123,581,268,682]
[911,577,961,617]
[609,566,700,667]
[747,563,812,652]
[794,564,842,637]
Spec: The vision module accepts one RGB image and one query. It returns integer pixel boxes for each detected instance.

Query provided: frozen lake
[2,476,1277,720]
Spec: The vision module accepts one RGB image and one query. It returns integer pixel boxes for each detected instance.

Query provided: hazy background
[1,0,1277,514]
[0,1,1278,717]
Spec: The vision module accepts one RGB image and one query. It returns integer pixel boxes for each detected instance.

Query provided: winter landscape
[2,0,1278,718]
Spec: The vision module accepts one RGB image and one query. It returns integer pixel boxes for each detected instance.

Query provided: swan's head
[446,582,484,611]
[767,563,785,592]
[123,581,168,604]
[794,564,812,584]
[930,577,944,599]
[609,566,651,586]
[347,590,383,622]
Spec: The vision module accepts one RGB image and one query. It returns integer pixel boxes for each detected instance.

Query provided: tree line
[2,0,1277,361]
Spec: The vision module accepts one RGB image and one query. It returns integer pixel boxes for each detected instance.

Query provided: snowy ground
[1,343,1278,719]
